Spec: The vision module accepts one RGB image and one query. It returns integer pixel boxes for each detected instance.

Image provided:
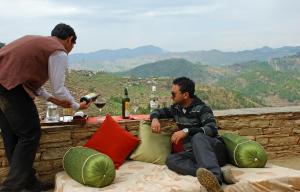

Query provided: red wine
[95,102,106,109]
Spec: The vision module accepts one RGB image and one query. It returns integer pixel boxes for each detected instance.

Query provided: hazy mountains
[69,45,300,72]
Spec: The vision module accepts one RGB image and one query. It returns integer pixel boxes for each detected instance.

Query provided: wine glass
[94,98,106,117]
[131,98,139,114]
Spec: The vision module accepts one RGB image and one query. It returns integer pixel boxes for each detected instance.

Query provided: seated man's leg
[191,133,226,183]
[166,151,198,176]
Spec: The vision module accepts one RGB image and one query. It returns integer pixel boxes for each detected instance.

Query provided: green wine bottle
[122,88,130,119]
[80,93,99,103]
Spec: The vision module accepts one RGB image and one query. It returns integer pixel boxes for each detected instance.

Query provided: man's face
[171,84,185,105]
[65,36,75,53]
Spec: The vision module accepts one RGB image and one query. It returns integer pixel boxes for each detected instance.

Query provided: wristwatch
[182,128,189,134]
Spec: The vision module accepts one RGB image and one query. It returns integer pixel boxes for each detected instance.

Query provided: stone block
[295,120,300,125]
[263,127,293,135]
[269,119,294,128]
[256,137,269,145]
[0,149,5,157]
[71,131,94,140]
[1,157,9,167]
[0,167,8,178]
[41,147,70,160]
[40,131,71,144]
[34,161,53,172]
[249,120,270,128]
[217,120,248,130]
[268,136,299,146]
[293,127,300,134]
[53,159,63,169]
[238,128,262,136]
[266,146,291,152]
[40,141,72,149]
[0,140,4,148]
[74,139,88,146]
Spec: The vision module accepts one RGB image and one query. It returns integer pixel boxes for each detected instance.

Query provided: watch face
[183,128,188,133]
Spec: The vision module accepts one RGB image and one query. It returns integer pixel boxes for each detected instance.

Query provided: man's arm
[150,106,174,120]
[188,105,218,137]
[46,51,89,110]
[150,106,174,133]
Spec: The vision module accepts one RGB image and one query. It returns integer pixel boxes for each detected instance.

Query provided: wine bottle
[122,88,130,119]
[149,85,159,112]
[80,93,99,103]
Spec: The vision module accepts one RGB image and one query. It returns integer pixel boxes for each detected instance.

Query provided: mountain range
[69,45,300,72]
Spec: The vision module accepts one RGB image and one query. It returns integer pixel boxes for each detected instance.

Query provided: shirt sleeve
[36,87,52,100]
[150,106,174,120]
[48,51,80,110]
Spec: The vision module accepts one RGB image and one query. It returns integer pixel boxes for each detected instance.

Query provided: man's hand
[171,130,188,144]
[151,118,161,133]
[47,97,71,108]
[79,101,91,110]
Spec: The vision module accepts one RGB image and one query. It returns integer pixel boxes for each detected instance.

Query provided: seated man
[150,77,228,192]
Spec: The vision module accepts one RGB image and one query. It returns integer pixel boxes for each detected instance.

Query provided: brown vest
[0,35,66,94]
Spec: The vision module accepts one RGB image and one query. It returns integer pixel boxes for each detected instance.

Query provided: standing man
[150,77,228,192]
[0,23,90,192]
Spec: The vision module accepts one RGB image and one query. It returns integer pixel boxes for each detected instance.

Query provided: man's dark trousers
[0,84,41,192]
[166,132,228,183]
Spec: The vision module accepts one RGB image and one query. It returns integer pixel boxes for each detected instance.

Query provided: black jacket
[150,96,219,140]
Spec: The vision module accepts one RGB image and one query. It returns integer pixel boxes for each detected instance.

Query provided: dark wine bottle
[122,88,130,119]
[80,93,99,103]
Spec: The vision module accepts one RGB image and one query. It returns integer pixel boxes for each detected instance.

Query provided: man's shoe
[196,168,223,192]
[25,180,54,192]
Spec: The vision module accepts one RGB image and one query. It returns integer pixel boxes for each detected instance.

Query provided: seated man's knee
[191,132,207,143]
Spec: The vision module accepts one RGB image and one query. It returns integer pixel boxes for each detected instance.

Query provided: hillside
[217,59,300,105]
[118,58,220,83]
[35,70,262,117]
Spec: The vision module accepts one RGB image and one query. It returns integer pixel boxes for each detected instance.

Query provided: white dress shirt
[36,51,80,110]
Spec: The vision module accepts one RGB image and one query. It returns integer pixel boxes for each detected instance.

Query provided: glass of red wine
[94,98,106,117]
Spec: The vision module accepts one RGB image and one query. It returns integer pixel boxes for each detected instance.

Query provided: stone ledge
[214,106,300,117]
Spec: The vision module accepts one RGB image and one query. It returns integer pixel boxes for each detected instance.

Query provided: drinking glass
[94,98,106,116]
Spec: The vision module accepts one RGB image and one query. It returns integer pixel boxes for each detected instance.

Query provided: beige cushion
[130,121,172,165]
[55,161,203,192]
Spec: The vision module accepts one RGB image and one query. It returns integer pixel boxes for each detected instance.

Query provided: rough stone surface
[238,128,263,136]
[268,136,299,146]
[41,147,71,160]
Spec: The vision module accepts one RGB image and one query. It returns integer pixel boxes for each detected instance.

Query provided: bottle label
[125,101,130,117]
[150,100,158,111]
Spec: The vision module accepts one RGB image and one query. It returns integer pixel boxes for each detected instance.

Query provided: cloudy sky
[1,0,299,53]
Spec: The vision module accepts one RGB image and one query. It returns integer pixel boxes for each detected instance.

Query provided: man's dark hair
[51,23,77,44]
[173,77,195,97]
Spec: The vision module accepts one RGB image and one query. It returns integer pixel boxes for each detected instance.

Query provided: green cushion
[130,120,171,165]
[222,133,268,168]
[63,146,116,188]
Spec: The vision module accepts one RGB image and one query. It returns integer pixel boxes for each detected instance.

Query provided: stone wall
[0,106,299,184]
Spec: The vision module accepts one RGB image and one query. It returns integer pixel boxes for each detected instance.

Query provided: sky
[1,0,300,53]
